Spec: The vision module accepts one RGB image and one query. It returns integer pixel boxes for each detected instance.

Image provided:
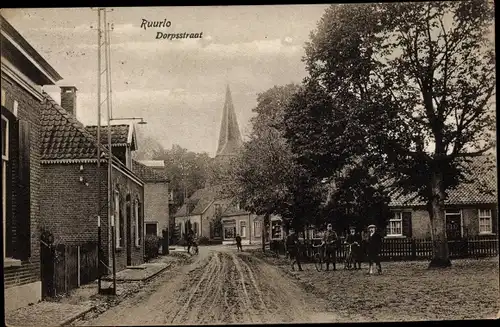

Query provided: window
[193,222,199,236]
[214,203,222,217]
[271,220,282,239]
[445,209,462,239]
[223,220,236,239]
[2,114,8,260]
[114,191,123,248]
[478,209,493,234]
[254,221,262,238]
[13,100,18,117]
[146,223,158,236]
[134,200,140,246]
[240,221,246,238]
[387,212,403,236]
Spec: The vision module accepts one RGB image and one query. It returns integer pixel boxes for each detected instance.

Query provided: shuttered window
[387,212,412,237]
[254,221,262,238]
[137,201,143,245]
[134,200,140,246]
[3,109,31,261]
[2,114,9,259]
[114,191,121,248]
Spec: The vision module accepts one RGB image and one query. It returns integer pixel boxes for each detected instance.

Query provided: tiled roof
[173,185,230,217]
[85,125,132,148]
[389,155,497,206]
[132,160,169,182]
[40,93,102,161]
[221,200,250,217]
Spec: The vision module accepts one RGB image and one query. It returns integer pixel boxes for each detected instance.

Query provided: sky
[2,6,330,156]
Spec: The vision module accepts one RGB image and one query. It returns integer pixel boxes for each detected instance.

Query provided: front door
[126,202,132,266]
[445,210,462,240]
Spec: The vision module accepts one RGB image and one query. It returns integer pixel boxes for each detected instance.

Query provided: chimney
[60,86,77,116]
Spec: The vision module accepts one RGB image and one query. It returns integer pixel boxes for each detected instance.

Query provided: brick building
[132,160,170,241]
[2,15,63,312]
[39,87,145,277]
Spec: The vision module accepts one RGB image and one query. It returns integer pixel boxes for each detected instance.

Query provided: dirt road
[78,245,340,325]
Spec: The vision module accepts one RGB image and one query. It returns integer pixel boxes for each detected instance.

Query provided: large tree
[233,85,324,248]
[153,144,212,215]
[284,1,495,267]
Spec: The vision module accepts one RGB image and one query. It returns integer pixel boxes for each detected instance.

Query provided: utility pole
[96,7,102,294]
[104,8,116,296]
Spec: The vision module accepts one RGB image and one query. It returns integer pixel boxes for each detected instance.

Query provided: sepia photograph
[1,2,498,325]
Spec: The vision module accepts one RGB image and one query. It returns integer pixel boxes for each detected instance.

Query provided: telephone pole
[96,7,102,294]
[95,6,115,295]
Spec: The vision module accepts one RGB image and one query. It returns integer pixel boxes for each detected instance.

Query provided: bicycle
[312,243,325,271]
[344,242,360,270]
[190,242,199,255]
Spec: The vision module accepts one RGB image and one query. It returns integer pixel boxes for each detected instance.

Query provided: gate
[40,240,55,299]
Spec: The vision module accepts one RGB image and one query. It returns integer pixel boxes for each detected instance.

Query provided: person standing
[186,228,195,254]
[322,223,338,271]
[286,229,303,271]
[235,234,243,252]
[345,226,362,269]
[366,224,382,274]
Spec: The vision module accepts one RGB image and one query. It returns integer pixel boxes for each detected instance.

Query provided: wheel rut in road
[79,247,341,325]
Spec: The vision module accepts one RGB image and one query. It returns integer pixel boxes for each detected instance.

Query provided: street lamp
[109,117,148,125]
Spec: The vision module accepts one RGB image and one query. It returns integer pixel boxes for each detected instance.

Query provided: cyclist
[320,223,338,271]
[286,229,303,271]
[345,226,362,269]
[186,228,195,254]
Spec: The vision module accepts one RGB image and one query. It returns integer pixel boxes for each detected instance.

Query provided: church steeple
[216,85,242,158]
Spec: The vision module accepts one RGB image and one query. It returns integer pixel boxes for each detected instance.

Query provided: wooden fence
[42,242,99,298]
[269,235,498,262]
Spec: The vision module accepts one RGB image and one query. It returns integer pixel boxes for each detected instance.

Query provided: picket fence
[269,235,498,261]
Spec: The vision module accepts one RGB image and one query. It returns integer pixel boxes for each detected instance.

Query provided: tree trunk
[428,171,451,268]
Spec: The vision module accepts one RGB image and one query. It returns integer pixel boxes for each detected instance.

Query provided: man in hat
[286,229,303,271]
[321,223,338,271]
[345,226,362,269]
[366,224,382,274]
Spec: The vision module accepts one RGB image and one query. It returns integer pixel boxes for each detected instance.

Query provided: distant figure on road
[321,223,338,271]
[366,224,382,274]
[235,234,243,251]
[286,229,303,271]
[186,228,195,254]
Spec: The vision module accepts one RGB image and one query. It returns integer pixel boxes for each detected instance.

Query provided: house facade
[39,87,146,277]
[385,156,498,239]
[132,160,170,240]
[173,185,231,242]
[2,15,63,312]
[220,200,264,245]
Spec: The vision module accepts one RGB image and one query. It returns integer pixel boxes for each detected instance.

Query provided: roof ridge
[132,159,169,182]
[41,92,109,159]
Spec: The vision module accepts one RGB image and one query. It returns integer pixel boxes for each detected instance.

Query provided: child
[345,226,362,269]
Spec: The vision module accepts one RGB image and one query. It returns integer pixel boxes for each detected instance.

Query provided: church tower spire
[216,85,242,158]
